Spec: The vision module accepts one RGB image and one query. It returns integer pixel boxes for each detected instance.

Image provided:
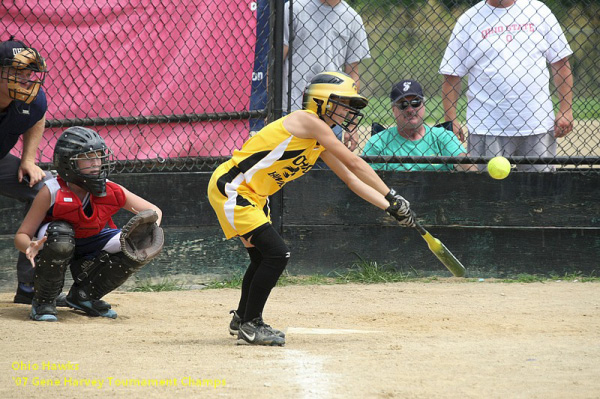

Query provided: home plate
[286,327,382,335]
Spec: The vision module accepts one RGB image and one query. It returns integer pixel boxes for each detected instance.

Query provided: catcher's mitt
[120,209,164,264]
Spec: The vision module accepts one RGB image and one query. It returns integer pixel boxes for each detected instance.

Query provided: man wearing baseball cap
[0,36,57,304]
[363,79,472,171]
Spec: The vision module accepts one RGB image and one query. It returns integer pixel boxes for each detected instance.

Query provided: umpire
[0,36,51,304]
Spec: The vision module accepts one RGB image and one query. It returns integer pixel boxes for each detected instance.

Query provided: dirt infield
[2,280,599,399]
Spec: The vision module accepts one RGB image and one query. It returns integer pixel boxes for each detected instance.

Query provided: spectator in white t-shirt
[439,0,573,171]
[283,0,371,151]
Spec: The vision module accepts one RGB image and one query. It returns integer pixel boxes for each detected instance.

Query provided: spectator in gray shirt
[283,0,371,151]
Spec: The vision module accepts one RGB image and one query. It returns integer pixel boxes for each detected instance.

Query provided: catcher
[14,126,164,321]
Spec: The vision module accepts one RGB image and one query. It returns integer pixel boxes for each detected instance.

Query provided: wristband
[385,188,397,203]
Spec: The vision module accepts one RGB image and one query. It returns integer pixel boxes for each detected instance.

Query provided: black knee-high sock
[236,247,262,316]
[242,226,290,323]
[243,284,272,323]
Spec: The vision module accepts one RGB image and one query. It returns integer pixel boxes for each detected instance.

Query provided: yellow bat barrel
[415,222,466,277]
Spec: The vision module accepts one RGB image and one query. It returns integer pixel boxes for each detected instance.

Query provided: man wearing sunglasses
[362,79,471,171]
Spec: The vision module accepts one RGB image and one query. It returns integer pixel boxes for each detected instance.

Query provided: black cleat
[30,299,58,322]
[237,317,285,346]
[229,310,285,338]
[229,310,242,336]
[66,288,117,319]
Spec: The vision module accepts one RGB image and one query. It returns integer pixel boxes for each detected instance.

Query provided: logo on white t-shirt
[481,23,535,40]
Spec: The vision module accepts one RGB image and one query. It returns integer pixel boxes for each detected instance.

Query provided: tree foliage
[348,0,595,10]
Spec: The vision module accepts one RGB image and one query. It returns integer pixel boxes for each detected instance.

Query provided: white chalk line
[286,327,383,335]
[281,349,332,399]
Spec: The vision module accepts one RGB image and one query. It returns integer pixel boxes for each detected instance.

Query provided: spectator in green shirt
[363,80,471,171]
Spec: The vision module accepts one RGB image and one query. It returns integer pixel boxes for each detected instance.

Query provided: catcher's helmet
[53,127,115,197]
[0,37,47,104]
[302,71,368,133]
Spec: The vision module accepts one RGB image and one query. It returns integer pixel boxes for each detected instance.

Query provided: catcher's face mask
[74,150,112,175]
[70,148,115,196]
[1,48,47,104]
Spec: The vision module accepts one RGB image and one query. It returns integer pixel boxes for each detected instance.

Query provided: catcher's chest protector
[47,177,126,238]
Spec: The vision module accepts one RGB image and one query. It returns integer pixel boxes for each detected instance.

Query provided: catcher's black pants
[0,154,52,283]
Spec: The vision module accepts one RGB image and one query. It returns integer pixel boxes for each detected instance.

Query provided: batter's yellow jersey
[207,110,326,238]
[219,110,325,199]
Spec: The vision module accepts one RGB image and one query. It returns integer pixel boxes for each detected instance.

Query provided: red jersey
[45,177,126,238]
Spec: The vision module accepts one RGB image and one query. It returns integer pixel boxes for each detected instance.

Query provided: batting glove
[385,188,416,227]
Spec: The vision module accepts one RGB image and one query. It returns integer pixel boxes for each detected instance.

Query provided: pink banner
[4,0,257,159]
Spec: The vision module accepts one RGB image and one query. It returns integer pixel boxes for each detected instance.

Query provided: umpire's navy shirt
[0,87,47,159]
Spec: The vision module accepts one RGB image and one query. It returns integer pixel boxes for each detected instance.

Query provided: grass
[131,277,186,292]
[205,269,245,289]
[277,272,338,287]
[484,271,600,283]
[549,270,599,282]
[130,260,599,292]
[497,274,548,283]
[335,254,418,284]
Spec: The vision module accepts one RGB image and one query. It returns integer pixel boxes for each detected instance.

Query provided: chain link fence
[4,0,599,172]
[326,0,600,171]
[4,0,266,172]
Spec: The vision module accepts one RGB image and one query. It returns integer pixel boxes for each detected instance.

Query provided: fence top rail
[45,110,267,128]
[364,156,600,165]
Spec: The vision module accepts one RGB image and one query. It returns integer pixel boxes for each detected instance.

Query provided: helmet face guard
[67,149,115,196]
[302,72,368,134]
[322,95,365,134]
[1,48,47,104]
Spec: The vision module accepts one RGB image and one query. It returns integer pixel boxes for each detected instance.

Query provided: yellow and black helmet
[302,71,368,133]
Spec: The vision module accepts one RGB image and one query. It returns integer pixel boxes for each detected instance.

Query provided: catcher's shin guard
[73,251,147,300]
[33,221,75,305]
